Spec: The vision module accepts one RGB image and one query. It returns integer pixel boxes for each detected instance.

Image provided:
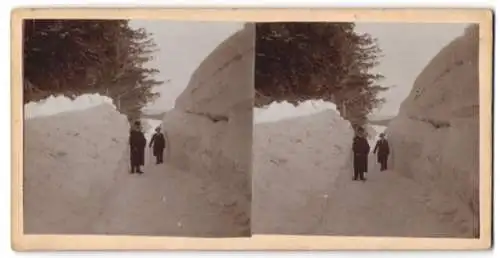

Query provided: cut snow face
[24,94,115,119]
[254,100,339,124]
[253,109,353,233]
[23,104,129,234]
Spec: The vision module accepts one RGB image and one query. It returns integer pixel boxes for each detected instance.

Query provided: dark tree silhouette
[255,22,388,127]
[23,19,162,121]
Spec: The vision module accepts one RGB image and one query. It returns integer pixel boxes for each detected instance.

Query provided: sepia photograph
[252,22,481,238]
[22,19,253,237]
[11,8,492,251]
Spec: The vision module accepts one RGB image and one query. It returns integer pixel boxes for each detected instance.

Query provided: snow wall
[385,24,480,237]
[253,107,353,232]
[23,103,129,234]
[160,23,254,234]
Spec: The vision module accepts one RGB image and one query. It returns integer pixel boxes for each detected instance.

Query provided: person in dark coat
[149,126,166,164]
[129,121,146,174]
[352,128,370,181]
[373,133,390,171]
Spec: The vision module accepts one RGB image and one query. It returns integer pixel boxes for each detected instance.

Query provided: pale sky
[134,21,468,117]
[129,20,244,112]
[26,21,469,121]
[355,22,469,117]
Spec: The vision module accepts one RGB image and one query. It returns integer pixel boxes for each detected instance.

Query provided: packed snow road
[252,114,472,237]
[23,106,249,237]
[91,147,251,237]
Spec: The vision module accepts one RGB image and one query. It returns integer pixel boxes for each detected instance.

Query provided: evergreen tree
[255,22,388,126]
[23,19,162,121]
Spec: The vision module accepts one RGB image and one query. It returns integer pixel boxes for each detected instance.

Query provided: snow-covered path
[91,148,250,237]
[308,154,471,237]
[253,117,472,237]
[254,151,471,237]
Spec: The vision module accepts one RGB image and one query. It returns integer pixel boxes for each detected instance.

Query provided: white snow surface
[24,94,114,119]
[23,104,129,234]
[385,24,480,237]
[253,109,354,233]
[254,100,339,124]
[253,104,472,237]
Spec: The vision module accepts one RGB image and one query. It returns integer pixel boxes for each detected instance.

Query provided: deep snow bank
[253,109,353,232]
[254,109,352,179]
[23,104,129,234]
[254,100,338,124]
[386,25,479,237]
[164,23,254,175]
[24,94,114,119]
[163,23,253,180]
[161,24,254,234]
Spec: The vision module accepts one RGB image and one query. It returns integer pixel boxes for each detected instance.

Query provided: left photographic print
[22,19,254,237]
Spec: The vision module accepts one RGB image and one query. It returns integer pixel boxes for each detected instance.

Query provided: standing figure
[129,121,146,174]
[352,128,370,181]
[373,133,390,171]
[149,127,166,164]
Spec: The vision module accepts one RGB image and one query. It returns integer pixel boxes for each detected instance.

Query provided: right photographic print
[252,22,480,238]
